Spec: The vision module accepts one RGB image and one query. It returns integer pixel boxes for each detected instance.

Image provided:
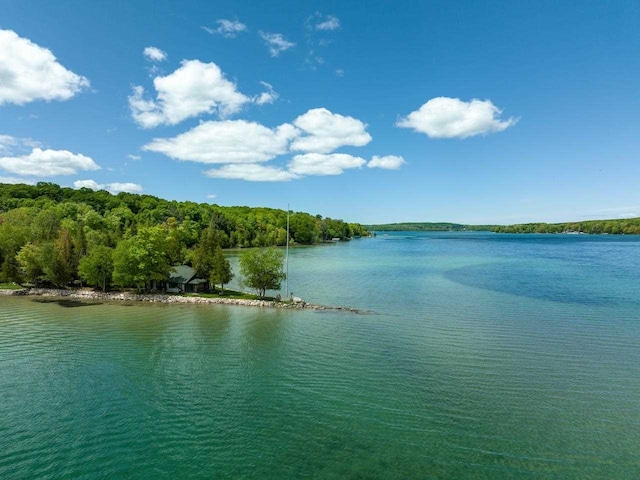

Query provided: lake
[1,232,639,479]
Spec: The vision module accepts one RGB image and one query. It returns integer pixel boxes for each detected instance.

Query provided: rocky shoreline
[0,287,366,314]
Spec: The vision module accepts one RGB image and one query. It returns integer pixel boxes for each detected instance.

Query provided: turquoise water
[1,232,639,479]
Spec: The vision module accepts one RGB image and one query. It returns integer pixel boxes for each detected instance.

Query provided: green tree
[191,226,223,279]
[239,248,285,299]
[16,243,43,286]
[165,217,185,265]
[1,255,22,285]
[79,245,114,292]
[113,227,170,291]
[210,246,233,294]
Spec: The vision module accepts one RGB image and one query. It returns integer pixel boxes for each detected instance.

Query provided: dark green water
[1,233,639,479]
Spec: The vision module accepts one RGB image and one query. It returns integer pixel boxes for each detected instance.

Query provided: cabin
[166,265,208,293]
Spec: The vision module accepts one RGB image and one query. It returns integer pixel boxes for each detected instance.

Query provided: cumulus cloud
[129,60,251,128]
[205,164,298,182]
[206,194,217,199]
[259,31,295,57]
[0,29,89,106]
[73,179,143,194]
[397,97,517,139]
[0,176,34,185]
[143,46,167,62]
[108,182,143,194]
[126,154,141,161]
[143,120,299,164]
[288,153,366,176]
[142,107,403,181]
[203,19,247,38]
[291,108,372,153]
[73,179,101,190]
[315,15,341,31]
[254,81,279,105]
[0,148,100,176]
[367,155,406,170]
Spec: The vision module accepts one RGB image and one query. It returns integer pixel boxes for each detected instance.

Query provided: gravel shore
[0,287,365,313]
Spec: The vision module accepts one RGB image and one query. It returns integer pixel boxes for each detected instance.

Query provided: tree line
[0,182,368,291]
[490,218,640,234]
[366,219,640,235]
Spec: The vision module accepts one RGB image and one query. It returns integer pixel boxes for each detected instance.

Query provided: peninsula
[0,182,369,295]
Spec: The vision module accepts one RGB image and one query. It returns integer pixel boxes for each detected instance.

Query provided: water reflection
[32,298,103,308]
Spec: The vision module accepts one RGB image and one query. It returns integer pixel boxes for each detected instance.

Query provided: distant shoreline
[0,287,366,314]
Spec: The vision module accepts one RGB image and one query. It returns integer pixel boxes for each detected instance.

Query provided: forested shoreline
[490,218,640,234]
[367,219,640,234]
[0,182,369,290]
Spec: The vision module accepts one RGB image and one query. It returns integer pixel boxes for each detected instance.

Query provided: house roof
[169,265,196,283]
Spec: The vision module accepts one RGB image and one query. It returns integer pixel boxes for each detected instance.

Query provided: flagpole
[286,203,289,299]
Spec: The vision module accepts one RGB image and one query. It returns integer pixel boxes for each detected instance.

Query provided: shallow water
[1,232,639,478]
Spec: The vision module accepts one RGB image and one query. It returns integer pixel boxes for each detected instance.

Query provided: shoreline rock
[0,288,368,314]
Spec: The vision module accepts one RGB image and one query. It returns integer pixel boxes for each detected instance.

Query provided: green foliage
[365,222,468,231]
[210,246,233,294]
[113,227,171,290]
[16,243,43,286]
[366,219,640,235]
[239,248,285,299]
[0,182,368,291]
[191,226,223,279]
[79,245,114,292]
[490,218,640,234]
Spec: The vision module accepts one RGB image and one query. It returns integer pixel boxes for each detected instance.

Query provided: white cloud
[73,179,143,194]
[335,69,344,77]
[0,29,89,106]
[254,81,278,105]
[108,182,143,194]
[73,179,102,190]
[315,15,340,31]
[143,120,299,164]
[129,60,251,128]
[206,194,217,199]
[203,19,247,38]
[126,154,141,161]
[0,135,15,152]
[142,107,405,182]
[0,176,34,185]
[367,155,406,170]
[291,108,372,153]
[397,97,517,139]
[0,148,100,176]
[259,31,295,57]
[205,164,298,182]
[288,153,366,176]
[143,46,167,62]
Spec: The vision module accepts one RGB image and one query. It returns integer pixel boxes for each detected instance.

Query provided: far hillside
[490,218,640,234]
[365,222,491,232]
[366,222,467,231]
[367,218,640,234]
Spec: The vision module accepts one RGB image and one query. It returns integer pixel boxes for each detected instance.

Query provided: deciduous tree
[240,248,285,299]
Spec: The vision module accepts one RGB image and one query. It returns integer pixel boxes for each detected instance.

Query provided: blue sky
[1,0,639,224]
